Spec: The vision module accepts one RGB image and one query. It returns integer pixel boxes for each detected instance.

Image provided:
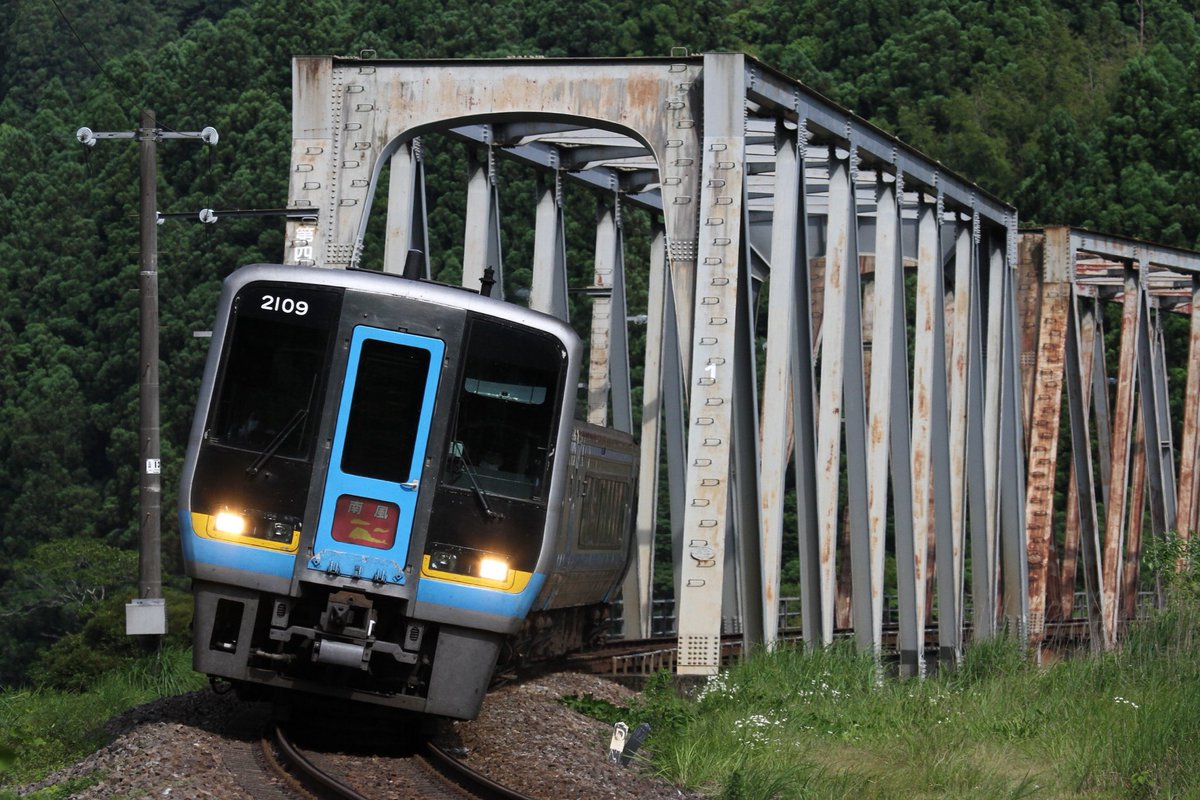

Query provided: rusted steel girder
[1101,265,1141,648]
[1057,301,1099,621]
[1023,227,1072,646]
[1178,276,1200,541]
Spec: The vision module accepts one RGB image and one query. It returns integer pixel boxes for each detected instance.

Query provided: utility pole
[76,111,217,641]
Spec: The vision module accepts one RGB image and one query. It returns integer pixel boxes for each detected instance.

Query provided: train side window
[341,340,431,483]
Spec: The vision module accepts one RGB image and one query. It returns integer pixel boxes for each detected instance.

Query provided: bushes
[31,588,193,693]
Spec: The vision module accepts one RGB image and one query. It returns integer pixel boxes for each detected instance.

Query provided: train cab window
[446,318,566,501]
[340,340,431,483]
[209,287,338,461]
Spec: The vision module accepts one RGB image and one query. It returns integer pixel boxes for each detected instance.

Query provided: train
[178,263,637,720]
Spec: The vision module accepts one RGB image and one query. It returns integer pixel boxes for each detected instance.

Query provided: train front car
[180,264,584,719]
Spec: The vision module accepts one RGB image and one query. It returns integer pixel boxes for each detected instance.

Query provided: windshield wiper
[245,409,307,477]
[459,451,503,521]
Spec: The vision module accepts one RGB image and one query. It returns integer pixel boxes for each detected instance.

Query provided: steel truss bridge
[281,53,1200,675]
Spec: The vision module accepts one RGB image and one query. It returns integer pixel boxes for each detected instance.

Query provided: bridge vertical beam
[1123,412,1148,620]
[1024,227,1071,648]
[530,170,569,321]
[731,193,765,648]
[1102,263,1140,647]
[834,145,874,653]
[766,118,824,649]
[462,140,504,298]
[1177,276,1200,540]
[383,139,430,276]
[912,191,955,664]
[1063,291,1105,646]
[908,195,941,671]
[609,204,633,435]
[625,227,669,638]
[887,177,920,673]
[963,214,989,644]
[930,211,962,665]
[814,147,854,645]
[946,219,976,656]
[662,269,689,620]
[758,124,801,648]
[978,232,1006,639]
[1091,300,1114,510]
[1140,304,1178,536]
[587,202,623,428]
[285,56,333,266]
[675,53,746,675]
[867,170,903,654]
[999,230,1030,639]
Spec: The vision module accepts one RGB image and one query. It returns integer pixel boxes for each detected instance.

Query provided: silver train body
[179,264,636,719]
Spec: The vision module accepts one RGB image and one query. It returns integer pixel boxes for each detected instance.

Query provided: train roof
[223,263,580,345]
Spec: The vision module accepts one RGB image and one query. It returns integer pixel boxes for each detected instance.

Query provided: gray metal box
[125,598,167,636]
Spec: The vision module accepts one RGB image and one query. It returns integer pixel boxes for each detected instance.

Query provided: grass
[0,646,206,796]
[4,596,1199,799]
[577,598,1200,799]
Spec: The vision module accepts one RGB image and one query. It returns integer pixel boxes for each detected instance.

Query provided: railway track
[570,617,1103,677]
[258,722,537,800]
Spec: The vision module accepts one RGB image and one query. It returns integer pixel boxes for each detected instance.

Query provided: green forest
[2,0,1199,689]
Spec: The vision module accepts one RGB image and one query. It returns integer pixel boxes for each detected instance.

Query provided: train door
[306,326,444,586]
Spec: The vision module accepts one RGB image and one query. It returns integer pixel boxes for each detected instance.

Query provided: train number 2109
[261,294,309,315]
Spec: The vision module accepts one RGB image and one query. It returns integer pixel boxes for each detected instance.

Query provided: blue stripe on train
[415,573,546,619]
[179,510,296,579]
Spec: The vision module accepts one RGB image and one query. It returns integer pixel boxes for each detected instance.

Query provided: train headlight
[478,557,509,582]
[430,549,459,572]
[214,511,247,535]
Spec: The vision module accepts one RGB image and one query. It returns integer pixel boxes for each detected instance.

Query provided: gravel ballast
[16,673,700,799]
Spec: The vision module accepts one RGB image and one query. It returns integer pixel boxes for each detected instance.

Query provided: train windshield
[207,285,338,462]
[446,317,566,501]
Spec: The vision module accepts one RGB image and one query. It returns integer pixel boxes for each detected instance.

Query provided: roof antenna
[402,249,425,281]
[479,266,496,297]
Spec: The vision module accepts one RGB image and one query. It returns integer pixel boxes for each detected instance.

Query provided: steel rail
[423,742,539,800]
[269,723,369,800]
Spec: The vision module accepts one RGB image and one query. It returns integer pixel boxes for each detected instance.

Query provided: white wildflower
[733,713,787,747]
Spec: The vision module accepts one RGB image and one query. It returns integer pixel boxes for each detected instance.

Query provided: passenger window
[341,340,431,483]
